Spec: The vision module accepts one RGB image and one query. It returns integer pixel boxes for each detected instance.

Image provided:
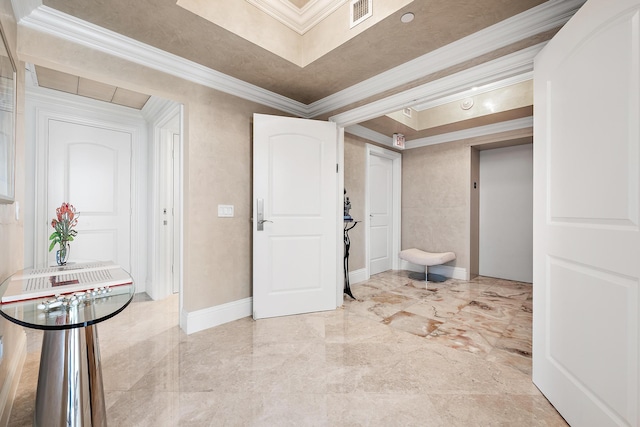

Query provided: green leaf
[48,240,56,252]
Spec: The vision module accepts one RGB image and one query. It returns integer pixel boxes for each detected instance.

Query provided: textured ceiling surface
[42,0,547,105]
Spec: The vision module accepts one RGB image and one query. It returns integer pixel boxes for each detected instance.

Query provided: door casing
[365,144,401,280]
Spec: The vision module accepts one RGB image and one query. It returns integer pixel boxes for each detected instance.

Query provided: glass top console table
[0,263,134,426]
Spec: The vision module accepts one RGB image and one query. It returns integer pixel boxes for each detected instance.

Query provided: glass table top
[0,266,135,331]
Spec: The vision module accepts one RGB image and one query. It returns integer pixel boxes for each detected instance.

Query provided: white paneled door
[48,119,132,271]
[369,153,393,275]
[252,114,338,320]
[533,0,640,425]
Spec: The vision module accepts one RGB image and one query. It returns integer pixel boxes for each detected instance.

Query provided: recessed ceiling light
[401,13,414,23]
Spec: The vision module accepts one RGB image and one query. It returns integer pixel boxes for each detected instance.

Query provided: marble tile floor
[8,270,567,426]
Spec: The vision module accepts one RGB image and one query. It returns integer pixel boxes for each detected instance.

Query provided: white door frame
[365,144,401,279]
[26,86,148,291]
[145,99,182,301]
[336,126,345,306]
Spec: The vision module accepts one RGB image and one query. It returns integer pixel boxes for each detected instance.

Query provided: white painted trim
[183,297,253,335]
[141,96,178,122]
[247,0,347,35]
[399,259,468,281]
[405,116,534,150]
[308,0,585,117]
[16,1,584,119]
[336,126,346,307]
[144,100,182,302]
[348,267,368,285]
[412,72,533,112]
[27,84,145,121]
[345,124,392,147]
[430,265,468,281]
[329,44,542,127]
[25,85,148,293]
[20,6,308,117]
[177,104,186,331]
[365,144,402,276]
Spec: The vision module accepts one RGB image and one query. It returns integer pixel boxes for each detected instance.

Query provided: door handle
[257,198,271,231]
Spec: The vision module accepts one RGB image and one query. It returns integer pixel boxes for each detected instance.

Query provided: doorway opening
[148,104,182,300]
[365,144,401,279]
[469,140,533,282]
[25,82,183,305]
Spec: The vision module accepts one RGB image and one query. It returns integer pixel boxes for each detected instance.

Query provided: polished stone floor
[9,270,567,426]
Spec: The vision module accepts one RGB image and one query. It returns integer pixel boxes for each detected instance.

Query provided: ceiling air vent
[350,0,372,28]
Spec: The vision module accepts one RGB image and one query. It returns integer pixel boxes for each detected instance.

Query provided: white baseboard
[349,268,368,285]
[399,259,468,280]
[430,264,468,280]
[182,297,252,335]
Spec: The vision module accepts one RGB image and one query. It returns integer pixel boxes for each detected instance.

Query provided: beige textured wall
[402,140,470,270]
[343,134,366,271]
[402,129,533,277]
[18,26,282,313]
[0,0,26,423]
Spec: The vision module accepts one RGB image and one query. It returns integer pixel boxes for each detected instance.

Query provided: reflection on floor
[9,270,567,426]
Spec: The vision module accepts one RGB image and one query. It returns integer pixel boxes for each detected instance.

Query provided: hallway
[9,271,565,426]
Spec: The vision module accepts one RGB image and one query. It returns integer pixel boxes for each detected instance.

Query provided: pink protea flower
[49,202,80,252]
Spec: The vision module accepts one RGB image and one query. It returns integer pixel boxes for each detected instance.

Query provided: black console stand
[343,219,359,299]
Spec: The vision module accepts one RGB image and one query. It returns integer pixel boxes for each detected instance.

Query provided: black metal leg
[343,222,357,299]
[344,252,355,299]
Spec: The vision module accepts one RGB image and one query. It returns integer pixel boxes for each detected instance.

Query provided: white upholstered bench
[399,248,456,287]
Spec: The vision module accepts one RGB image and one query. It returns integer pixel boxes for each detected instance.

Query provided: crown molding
[307,0,586,117]
[345,124,392,147]
[247,0,347,35]
[412,71,533,112]
[20,6,309,117]
[17,0,585,122]
[329,43,541,128]
[404,116,533,150]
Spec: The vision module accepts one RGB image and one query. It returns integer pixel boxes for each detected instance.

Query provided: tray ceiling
[246,0,345,34]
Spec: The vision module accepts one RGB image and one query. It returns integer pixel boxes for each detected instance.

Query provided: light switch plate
[217,204,234,217]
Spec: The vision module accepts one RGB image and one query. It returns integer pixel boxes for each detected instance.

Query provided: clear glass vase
[56,242,70,266]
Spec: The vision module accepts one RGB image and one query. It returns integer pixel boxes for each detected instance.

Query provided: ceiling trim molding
[345,124,392,147]
[307,0,586,117]
[18,0,584,121]
[246,0,348,35]
[20,6,309,117]
[412,71,533,112]
[329,44,542,128]
[404,116,534,150]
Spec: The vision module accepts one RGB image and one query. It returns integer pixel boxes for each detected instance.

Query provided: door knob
[258,219,272,224]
